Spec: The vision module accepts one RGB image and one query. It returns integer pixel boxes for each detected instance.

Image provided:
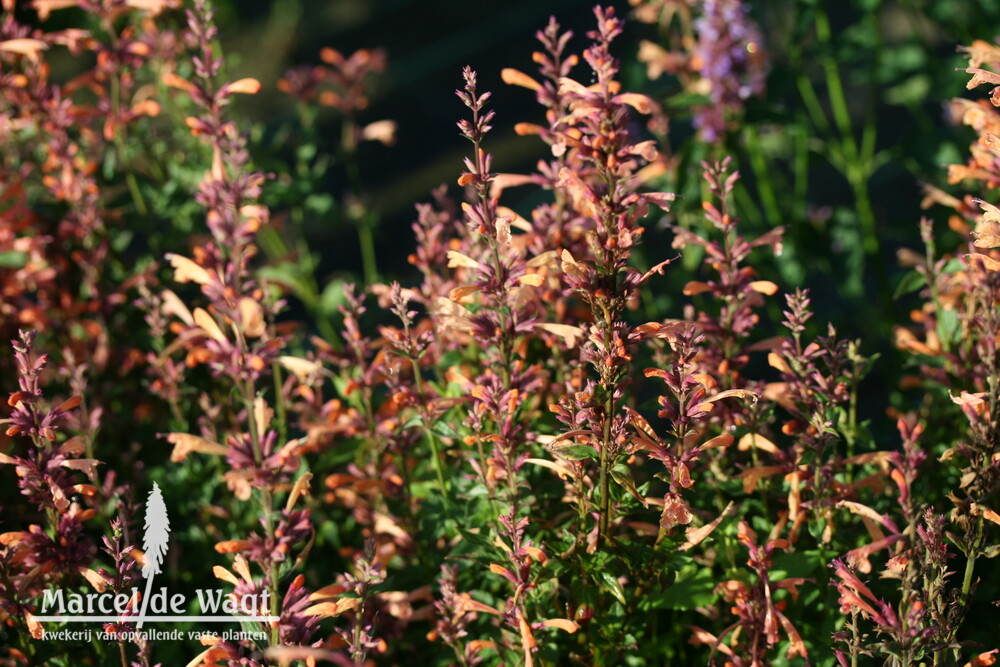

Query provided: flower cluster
[0,331,104,651]
[634,0,768,141]
[5,1,1000,665]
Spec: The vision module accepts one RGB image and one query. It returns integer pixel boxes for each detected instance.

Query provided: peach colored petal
[501,68,541,91]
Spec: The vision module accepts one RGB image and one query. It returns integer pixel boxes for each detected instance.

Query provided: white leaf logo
[136,482,170,629]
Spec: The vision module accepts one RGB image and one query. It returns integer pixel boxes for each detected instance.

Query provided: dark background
[210,0,993,282]
[207,0,1000,438]
[224,0,622,277]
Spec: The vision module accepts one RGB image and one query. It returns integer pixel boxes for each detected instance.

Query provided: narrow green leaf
[611,463,646,506]
[893,270,925,299]
[597,570,626,606]
[549,442,598,461]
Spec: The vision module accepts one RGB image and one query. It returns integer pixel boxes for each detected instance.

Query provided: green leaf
[400,414,423,430]
[432,421,463,440]
[111,230,134,253]
[936,307,960,347]
[885,74,930,106]
[0,251,27,269]
[549,442,598,461]
[305,193,334,215]
[319,279,350,317]
[256,224,289,258]
[893,270,925,299]
[259,263,317,307]
[597,570,627,606]
[640,570,716,610]
[942,258,964,275]
[769,550,825,580]
[807,517,827,542]
[663,92,711,109]
[296,143,317,162]
[611,463,646,506]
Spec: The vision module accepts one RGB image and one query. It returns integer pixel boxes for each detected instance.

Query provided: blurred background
[21,0,1000,416]
[153,0,1000,440]
[211,0,996,288]
[221,0,618,278]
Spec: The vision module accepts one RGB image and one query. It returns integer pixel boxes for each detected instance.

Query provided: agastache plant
[547,6,676,545]
[0,330,103,659]
[673,158,783,392]
[99,514,151,667]
[831,417,958,665]
[152,1,328,661]
[692,521,807,664]
[902,37,1000,660]
[432,66,560,666]
[0,0,179,484]
[8,0,1000,664]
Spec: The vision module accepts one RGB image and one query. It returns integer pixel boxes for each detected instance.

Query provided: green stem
[960,524,980,608]
[343,119,379,284]
[353,596,365,666]
[793,117,809,214]
[795,74,830,135]
[268,538,280,646]
[816,6,885,265]
[598,444,610,544]
[845,383,859,484]
[744,126,781,225]
[598,386,614,546]
[124,169,148,217]
[412,360,449,505]
[847,165,879,258]
[851,613,859,667]
[358,217,378,286]
[956,542,978,661]
[815,10,853,153]
[922,226,955,371]
[257,479,280,646]
[241,381,280,647]
[272,363,287,446]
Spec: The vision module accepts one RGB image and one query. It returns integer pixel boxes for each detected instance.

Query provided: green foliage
[3,0,1000,665]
